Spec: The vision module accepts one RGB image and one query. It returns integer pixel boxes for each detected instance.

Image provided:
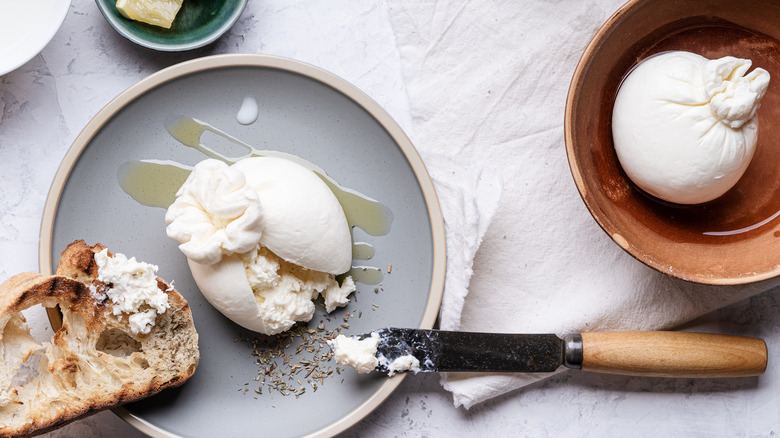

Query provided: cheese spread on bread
[0,240,199,437]
[95,248,170,335]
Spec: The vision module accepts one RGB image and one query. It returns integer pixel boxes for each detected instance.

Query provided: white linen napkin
[386,0,780,408]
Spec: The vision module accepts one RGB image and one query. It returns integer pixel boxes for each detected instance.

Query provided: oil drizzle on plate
[119,160,192,209]
[118,117,393,284]
[347,266,384,285]
[161,117,393,236]
[352,242,375,260]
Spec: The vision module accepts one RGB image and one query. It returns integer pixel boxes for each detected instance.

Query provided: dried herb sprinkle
[237,309,357,399]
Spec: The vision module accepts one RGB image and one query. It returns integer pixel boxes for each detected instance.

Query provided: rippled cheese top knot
[165,157,355,335]
[612,51,770,204]
[164,159,263,265]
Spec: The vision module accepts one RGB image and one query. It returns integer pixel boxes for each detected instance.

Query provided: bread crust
[0,240,199,437]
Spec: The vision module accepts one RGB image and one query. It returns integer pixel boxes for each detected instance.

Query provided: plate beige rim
[38,54,446,438]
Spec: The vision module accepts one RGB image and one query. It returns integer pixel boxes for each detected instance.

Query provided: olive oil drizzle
[118,117,393,284]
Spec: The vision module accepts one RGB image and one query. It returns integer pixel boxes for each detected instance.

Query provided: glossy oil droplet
[352,242,375,260]
[703,209,780,236]
[236,96,259,125]
[348,266,383,285]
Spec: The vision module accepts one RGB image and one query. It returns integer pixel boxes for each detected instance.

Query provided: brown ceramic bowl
[565,0,780,285]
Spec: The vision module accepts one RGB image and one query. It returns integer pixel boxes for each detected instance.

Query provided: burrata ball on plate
[165,157,355,335]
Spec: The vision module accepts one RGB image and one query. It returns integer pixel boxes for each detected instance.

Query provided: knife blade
[366,328,767,378]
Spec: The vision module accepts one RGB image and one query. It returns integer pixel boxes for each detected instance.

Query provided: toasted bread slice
[0,240,199,437]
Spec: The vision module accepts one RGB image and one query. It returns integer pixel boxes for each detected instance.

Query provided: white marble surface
[1,1,780,437]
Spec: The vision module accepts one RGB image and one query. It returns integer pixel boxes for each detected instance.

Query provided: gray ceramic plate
[39,54,445,437]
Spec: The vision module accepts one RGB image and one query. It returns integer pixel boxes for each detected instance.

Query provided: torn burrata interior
[612,51,770,204]
[165,157,355,335]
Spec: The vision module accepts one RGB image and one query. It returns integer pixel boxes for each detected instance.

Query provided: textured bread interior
[0,240,199,437]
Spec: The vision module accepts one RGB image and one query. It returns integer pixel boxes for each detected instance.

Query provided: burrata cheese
[612,51,770,204]
[165,157,355,335]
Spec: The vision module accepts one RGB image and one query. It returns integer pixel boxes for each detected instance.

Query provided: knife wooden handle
[579,331,767,378]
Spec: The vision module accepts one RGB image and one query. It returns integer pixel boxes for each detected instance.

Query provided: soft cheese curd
[612,51,770,204]
[187,247,355,334]
[328,333,422,376]
[379,354,421,377]
[165,157,355,335]
[328,333,380,373]
[93,248,170,335]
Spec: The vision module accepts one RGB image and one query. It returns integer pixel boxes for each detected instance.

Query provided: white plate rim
[38,53,446,437]
[0,0,71,76]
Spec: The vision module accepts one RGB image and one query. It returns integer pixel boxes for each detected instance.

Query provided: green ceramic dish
[95,0,247,51]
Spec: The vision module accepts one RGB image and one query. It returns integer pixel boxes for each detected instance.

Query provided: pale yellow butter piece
[116,0,184,29]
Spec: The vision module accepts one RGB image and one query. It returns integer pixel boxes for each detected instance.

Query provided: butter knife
[366,328,767,377]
